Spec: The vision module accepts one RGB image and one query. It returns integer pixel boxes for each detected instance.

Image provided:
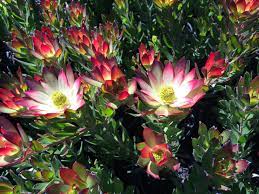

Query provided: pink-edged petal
[235,159,249,173]
[175,57,187,74]
[25,91,50,104]
[140,146,152,158]
[147,162,160,179]
[148,72,160,91]
[0,105,16,114]
[66,64,75,87]
[58,69,69,90]
[135,78,153,93]
[176,79,204,98]
[151,61,163,83]
[162,62,174,84]
[137,92,161,107]
[182,68,196,84]
[128,79,137,95]
[173,70,185,88]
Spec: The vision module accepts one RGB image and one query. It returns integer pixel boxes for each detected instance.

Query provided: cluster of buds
[0,117,28,167]
[153,0,177,9]
[137,128,180,179]
[41,0,58,25]
[65,22,120,59]
[31,27,62,61]
[202,51,228,85]
[67,1,87,27]
[227,0,259,17]
[46,162,101,193]
[214,143,249,178]
[83,56,136,101]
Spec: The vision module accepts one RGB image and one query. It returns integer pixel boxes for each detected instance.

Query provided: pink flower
[202,51,228,79]
[135,58,205,116]
[18,65,85,118]
[137,128,180,179]
[31,27,62,60]
[139,43,155,67]
[83,56,136,101]
[0,117,25,167]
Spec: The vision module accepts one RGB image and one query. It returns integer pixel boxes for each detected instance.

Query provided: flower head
[228,0,259,16]
[135,58,205,116]
[41,0,58,11]
[137,128,180,179]
[0,117,24,167]
[66,26,92,56]
[153,0,177,8]
[68,1,87,27]
[31,27,62,60]
[18,65,85,118]
[139,43,155,68]
[202,51,228,81]
[214,143,249,178]
[46,162,99,194]
[91,33,110,58]
[83,56,136,101]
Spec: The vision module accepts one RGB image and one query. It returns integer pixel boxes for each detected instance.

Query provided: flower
[202,51,228,80]
[153,0,177,8]
[31,27,62,60]
[137,128,180,179]
[0,116,24,167]
[83,56,136,101]
[0,88,23,115]
[46,162,100,194]
[214,143,249,178]
[135,58,205,116]
[41,0,58,11]
[68,1,87,27]
[92,33,110,58]
[228,0,259,16]
[66,26,92,56]
[18,65,85,118]
[139,43,155,68]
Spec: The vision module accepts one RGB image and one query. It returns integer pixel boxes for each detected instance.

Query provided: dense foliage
[0,0,258,193]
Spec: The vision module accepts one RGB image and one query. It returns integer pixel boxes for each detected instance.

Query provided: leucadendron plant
[0,0,257,193]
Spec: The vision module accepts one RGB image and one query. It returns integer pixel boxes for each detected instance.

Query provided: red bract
[66,26,92,56]
[0,117,25,167]
[31,27,62,60]
[83,56,136,101]
[92,34,110,58]
[41,0,58,11]
[137,128,180,179]
[0,88,23,115]
[202,51,228,79]
[139,43,155,67]
[68,1,87,26]
[46,162,99,194]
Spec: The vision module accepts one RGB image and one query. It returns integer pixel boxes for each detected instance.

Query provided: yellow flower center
[51,91,69,109]
[159,87,175,104]
[152,150,164,162]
